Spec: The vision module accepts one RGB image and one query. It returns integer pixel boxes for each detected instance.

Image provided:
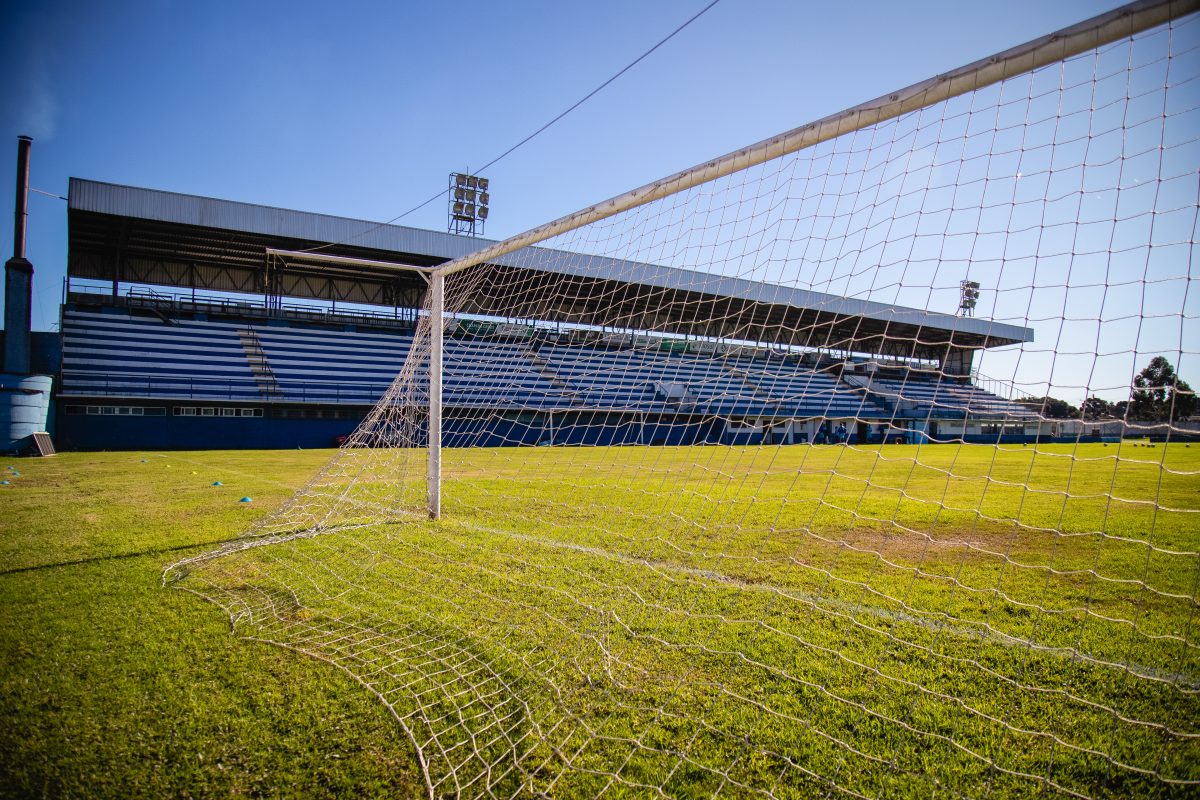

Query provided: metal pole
[433,0,1193,281]
[12,136,30,260]
[428,271,444,519]
[5,136,34,374]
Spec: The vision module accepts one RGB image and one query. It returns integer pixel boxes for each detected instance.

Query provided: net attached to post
[168,5,1200,797]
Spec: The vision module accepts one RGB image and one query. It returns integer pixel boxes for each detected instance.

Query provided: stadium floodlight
[959,280,981,316]
[448,172,490,236]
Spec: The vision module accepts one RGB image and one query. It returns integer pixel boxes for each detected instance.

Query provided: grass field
[1,443,1198,798]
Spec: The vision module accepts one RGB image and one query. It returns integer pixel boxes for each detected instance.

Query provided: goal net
[168,3,1199,797]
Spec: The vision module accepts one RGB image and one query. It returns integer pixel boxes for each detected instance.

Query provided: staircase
[721,363,780,409]
[237,328,282,398]
[969,371,1038,403]
[525,350,580,403]
[840,372,899,415]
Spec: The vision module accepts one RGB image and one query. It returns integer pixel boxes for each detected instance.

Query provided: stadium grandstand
[5,4,1196,797]
[56,177,1042,451]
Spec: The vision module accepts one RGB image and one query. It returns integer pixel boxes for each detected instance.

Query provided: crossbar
[435,0,1196,280]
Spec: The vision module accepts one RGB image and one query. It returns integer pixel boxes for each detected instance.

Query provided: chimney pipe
[4,136,34,374]
[12,135,31,260]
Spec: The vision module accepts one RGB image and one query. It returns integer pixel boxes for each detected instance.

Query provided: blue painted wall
[58,407,748,451]
[59,413,359,451]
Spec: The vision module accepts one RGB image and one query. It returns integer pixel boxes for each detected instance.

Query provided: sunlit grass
[2,442,1197,797]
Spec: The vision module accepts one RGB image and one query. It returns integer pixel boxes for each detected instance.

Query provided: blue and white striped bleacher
[867,373,1039,419]
[250,325,411,403]
[61,306,1032,426]
[61,309,260,400]
[443,339,575,410]
[734,357,882,418]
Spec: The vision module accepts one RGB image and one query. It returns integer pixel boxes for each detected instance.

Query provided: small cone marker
[239,497,253,503]
[212,481,223,486]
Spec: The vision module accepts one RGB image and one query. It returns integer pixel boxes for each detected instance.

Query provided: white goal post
[170,2,1200,797]
[421,0,1199,519]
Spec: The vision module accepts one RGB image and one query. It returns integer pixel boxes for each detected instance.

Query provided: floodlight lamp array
[448,172,491,236]
[959,280,982,315]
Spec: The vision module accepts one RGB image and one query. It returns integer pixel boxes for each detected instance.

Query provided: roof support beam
[266,248,437,279]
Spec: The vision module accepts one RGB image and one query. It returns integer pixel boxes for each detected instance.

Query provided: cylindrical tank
[0,374,52,452]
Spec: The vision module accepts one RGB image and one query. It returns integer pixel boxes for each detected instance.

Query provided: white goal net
[169,3,1199,797]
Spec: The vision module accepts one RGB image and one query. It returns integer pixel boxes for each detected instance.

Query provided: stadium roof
[67,178,1033,358]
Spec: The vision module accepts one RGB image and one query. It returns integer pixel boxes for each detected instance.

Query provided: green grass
[2,443,1198,798]
[0,450,422,799]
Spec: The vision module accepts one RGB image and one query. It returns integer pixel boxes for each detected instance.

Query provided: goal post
[419,0,1198,519]
[428,269,443,519]
[171,2,1200,797]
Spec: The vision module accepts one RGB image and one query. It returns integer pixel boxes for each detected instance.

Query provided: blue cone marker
[239,496,253,503]
[212,481,223,486]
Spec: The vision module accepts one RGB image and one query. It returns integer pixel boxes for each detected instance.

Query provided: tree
[1015,396,1079,419]
[1129,356,1196,421]
[1081,396,1114,419]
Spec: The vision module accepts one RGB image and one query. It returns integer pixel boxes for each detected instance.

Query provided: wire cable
[299,0,723,254]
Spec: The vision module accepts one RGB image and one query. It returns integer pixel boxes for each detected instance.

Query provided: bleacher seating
[866,373,1038,419]
[442,339,575,409]
[60,305,1035,427]
[734,358,883,418]
[534,345,774,414]
[61,308,260,400]
[250,325,411,403]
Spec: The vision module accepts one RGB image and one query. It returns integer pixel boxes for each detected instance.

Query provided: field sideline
[1,443,1197,798]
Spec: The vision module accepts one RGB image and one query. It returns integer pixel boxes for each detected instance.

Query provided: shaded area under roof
[67,178,1033,359]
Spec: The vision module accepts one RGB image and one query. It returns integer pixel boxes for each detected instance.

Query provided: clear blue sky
[5,0,1192,402]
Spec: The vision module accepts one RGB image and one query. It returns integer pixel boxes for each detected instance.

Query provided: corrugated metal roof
[68,178,1033,345]
[69,178,484,261]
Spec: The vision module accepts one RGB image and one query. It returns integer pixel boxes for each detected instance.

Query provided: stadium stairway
[236,328,283,399]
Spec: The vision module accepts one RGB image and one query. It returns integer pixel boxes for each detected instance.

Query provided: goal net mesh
[168,9,1199,798]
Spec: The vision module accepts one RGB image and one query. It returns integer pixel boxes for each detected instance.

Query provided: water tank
[1,374,52,452]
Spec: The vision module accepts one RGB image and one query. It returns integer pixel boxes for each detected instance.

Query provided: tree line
[1013,356,1196,422]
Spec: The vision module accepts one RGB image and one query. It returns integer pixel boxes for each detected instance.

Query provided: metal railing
[65,284,420,331]
[59,372,390,404]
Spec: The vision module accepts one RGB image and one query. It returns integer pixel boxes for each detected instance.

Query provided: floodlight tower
[959,280,981,316]
[448,172,490,237]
